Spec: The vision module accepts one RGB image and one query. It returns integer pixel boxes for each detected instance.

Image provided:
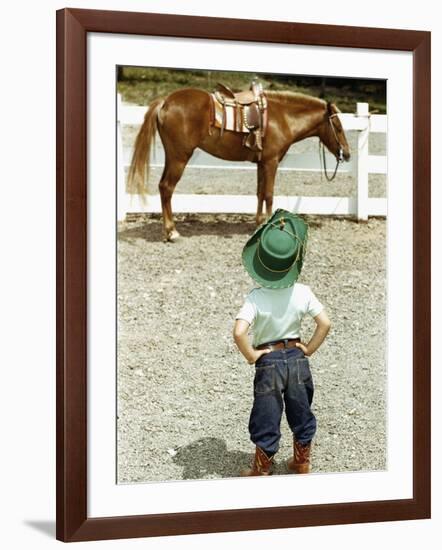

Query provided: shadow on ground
[172,437,291,479]
[117,214,329,244]
[118,219,258,243]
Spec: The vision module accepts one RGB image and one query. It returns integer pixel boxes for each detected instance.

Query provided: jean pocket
[254,364,276,395]
[295,357,312,385]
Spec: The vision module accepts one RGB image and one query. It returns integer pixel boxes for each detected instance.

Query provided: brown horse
[128,88,350,242]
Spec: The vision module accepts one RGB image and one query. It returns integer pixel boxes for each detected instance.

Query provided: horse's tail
[127,97,165,197]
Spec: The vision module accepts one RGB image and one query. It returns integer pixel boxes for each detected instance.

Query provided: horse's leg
[260,159,279,223]
[159,155,190,242]
[256,163,266,226]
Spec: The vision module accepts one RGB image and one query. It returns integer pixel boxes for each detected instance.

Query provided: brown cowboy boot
[287,439,312,474]
[240,446,274,476]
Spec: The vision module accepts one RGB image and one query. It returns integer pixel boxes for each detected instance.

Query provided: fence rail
[117,96,387,221]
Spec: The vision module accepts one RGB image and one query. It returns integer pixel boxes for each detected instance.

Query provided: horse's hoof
[165,229,180,243]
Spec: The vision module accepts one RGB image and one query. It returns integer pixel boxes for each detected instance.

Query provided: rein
[319,113,344,182]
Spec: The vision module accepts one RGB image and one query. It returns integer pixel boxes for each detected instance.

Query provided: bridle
[319,113,345,182]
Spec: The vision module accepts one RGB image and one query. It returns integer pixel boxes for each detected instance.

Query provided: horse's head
[318,102,351,162]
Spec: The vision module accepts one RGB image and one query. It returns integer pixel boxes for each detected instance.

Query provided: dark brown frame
[56,8,431,542]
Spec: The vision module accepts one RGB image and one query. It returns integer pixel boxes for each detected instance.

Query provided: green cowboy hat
[242,209,308,288]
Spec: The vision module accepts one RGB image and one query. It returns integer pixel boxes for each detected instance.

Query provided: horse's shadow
[118,215,324,243]
[118,217,257,243]
[172,437,290,480]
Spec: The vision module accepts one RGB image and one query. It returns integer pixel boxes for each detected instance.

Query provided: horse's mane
[265,90,326,110]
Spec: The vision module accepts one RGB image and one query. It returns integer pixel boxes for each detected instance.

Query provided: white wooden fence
[117,96,387,221]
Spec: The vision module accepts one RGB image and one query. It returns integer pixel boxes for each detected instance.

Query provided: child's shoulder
[293,282,318,298]
[246,286,261,298]
[293,282,312,292]
[246,283,317,299]
[249,283,312,294]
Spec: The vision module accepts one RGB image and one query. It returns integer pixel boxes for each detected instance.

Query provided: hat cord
[267,221,300,241]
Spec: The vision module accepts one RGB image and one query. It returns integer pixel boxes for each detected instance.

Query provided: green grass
[117,67,386,114]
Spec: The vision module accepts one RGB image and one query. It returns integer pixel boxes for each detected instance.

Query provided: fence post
[356,102,369,221]
[117,94,127,221]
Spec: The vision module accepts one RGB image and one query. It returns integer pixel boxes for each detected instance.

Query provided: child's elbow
[315,312,331,333]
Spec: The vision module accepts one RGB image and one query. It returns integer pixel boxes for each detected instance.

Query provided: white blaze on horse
[128,82,351,242]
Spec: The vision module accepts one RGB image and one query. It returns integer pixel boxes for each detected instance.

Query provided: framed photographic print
[56,8,431,542]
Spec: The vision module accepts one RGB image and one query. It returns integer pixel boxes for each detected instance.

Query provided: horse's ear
[326,101,334,114]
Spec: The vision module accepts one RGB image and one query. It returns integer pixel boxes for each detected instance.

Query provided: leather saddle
[216,82,258,105]
[211,80,268,157]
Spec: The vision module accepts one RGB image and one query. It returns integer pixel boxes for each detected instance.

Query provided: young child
[233,209,331,476]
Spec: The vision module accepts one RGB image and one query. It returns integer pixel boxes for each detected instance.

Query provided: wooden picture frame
[56,8,431,542]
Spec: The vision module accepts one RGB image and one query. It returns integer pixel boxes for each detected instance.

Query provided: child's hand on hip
[295,341,311,356]
[248,349,271,365]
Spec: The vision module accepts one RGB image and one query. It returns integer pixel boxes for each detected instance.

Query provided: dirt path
[117,214,386,483]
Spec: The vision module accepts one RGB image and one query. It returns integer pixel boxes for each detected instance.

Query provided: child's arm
[233,319,271,365]
[295,310,331,356]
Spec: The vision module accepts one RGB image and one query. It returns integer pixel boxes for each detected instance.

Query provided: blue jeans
[249,345,316,455]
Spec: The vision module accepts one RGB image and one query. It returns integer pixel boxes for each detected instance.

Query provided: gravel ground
[117,214,386,483]
[122,126,387,198]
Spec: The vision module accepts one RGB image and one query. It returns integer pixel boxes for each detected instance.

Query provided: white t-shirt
[235,283,323,347]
